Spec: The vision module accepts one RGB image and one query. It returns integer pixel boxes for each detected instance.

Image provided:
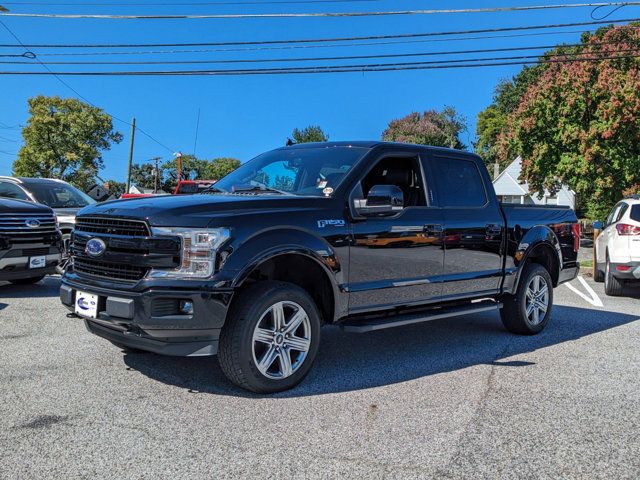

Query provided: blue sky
[0,1,638,182]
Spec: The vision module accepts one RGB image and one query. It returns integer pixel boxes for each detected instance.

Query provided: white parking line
[564,276,604,308]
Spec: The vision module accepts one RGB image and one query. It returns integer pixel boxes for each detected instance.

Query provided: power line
[0,19,175,154]
[1,2,640,20]
[29,30,612,57]
[4,18,637,48]
[1,50,638,75]
[5,41,634,65]
[0,1,381,5]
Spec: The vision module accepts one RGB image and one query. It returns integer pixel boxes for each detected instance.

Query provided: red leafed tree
[496,25,640,219]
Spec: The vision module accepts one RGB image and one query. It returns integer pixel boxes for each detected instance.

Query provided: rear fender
[510,225,562,291]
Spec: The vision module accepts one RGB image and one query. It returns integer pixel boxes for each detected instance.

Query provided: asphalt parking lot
[1,274,639,479]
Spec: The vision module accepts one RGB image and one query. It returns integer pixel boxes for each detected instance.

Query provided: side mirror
[353,185,404,217]
[592,221,603,230]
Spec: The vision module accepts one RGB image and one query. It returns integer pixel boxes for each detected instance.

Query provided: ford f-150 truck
[60,142,580,393]
[1,198,62,284]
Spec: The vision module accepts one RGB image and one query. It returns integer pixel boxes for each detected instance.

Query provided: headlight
[148,227,230,279]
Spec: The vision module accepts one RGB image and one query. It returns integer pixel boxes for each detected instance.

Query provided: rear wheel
[9,275,45,285]
[501,263,553,335]
[604,254,624,296]
[218,281,321,393]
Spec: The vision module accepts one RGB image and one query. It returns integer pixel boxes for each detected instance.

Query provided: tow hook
[66,312,81,319]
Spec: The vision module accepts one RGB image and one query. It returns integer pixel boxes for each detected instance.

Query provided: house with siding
[493,156,576,209]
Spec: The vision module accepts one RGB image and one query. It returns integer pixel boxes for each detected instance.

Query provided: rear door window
[630,205,640,222]
[432,157,487,207]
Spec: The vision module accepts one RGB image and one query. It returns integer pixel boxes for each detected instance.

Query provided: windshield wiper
[231,185,289,195]
[201,186,226,194]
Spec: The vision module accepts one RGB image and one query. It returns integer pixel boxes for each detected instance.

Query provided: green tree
[496,24,640,219]
[204,157,241,180]
[475,65,545,169]
[292,125,328,143]
[131,155,241,192]
[161,154,210,191]
[130,162,164,192]
[13,96,122,191]
[382,107,466,149]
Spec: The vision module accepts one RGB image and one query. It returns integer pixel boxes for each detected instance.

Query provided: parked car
[0,198,62,284]
[593,195,640,295]
[60,142,580,393]
[0,177,96,271]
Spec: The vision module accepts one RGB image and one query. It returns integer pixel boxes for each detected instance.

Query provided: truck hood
[0,198,54,214]
[77,193,327,228]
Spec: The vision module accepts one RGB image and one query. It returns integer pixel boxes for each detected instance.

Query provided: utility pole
[150,157,161,194]
[125,117,136,194]
[175,152,183,183]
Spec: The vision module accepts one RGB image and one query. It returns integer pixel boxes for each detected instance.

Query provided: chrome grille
[75,216,150,237]
[0,213,58,244]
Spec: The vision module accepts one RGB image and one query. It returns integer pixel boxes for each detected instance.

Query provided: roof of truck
[280,141,475,156]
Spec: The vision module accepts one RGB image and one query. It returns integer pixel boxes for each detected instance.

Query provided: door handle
[424,224,443,236]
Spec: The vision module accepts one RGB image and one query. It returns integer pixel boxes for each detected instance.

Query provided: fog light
[179,300,194,315]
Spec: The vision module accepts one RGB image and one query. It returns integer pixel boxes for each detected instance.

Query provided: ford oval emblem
[85,238,107,257]
[25,219,41,228]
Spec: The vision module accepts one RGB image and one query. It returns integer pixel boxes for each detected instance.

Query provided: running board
[340,301,502,333]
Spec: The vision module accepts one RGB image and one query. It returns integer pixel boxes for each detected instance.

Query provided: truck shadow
[123,304,639,398]
[0,276,61,299]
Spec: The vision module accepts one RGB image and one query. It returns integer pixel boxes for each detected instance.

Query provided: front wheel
[218,281,321,393]
[501,263,553,335]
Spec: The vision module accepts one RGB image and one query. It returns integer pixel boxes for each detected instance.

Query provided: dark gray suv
[0,177,95,271]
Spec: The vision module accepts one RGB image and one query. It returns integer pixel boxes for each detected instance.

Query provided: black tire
[593,245,605,282]
[218,281,321,393]
[604,254,625,296]
[9,275,45,285]
[594,265,605,282]
[500,263,553,335]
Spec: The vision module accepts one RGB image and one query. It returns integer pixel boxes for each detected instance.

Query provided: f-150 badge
[318,219,346,228]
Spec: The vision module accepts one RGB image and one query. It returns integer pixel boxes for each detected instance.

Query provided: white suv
[594,196,640,295]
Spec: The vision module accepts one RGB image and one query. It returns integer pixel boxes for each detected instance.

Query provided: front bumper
[609,261,640,280]
[60,278,233,356]
[0,252,60,281]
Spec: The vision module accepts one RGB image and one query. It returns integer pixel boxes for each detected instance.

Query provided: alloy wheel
[525,274,549,325]
[252,301,311,380]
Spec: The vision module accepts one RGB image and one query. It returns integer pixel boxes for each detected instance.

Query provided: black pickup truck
[1,198,62,284]
[61,142,580,392]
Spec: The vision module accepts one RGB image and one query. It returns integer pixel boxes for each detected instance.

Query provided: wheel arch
[512,225,562,290]
[224,229,345,323]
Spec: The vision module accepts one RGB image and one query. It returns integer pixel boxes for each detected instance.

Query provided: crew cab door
[427,152,504,299]
[347,151,444,313]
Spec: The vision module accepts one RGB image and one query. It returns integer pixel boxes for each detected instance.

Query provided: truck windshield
[25,181,96,208]
[213,146,368,196]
